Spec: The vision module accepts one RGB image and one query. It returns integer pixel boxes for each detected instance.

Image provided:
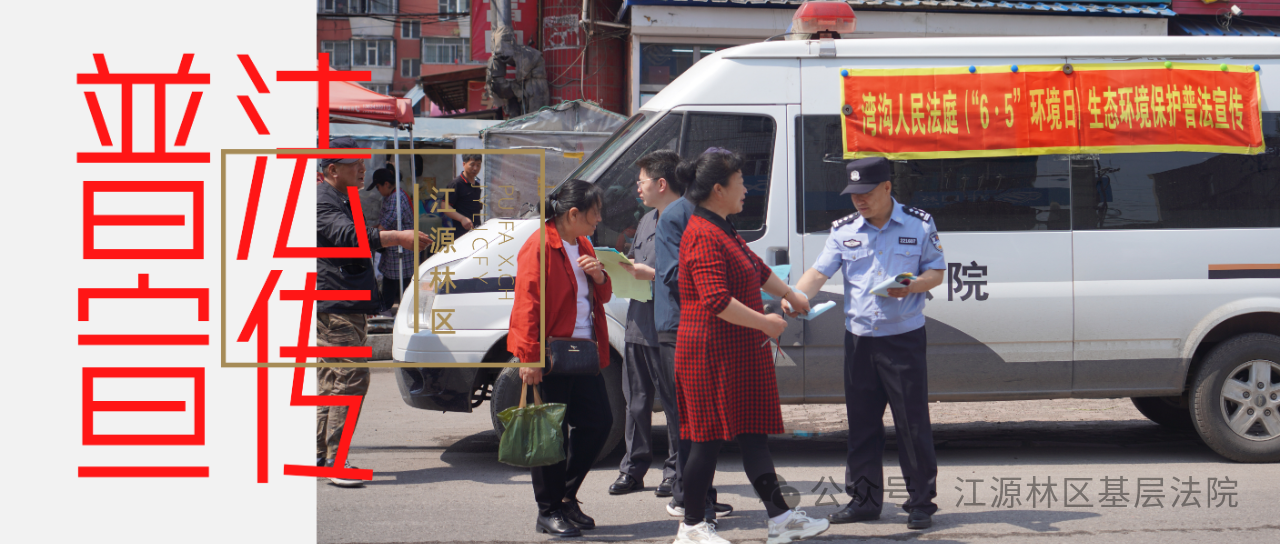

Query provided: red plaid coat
[675,209,784,441]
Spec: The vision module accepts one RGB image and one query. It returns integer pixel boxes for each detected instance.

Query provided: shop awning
[420,66,487,115]
[329,80,413,126]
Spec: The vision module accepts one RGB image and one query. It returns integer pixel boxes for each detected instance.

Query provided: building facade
[318,0,482,115]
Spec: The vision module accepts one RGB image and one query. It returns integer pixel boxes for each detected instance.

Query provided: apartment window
[320,41,351,69]
[364,0,393,13]
[352,39,393,67]
[360,83,391,95]
[439,0,468,21]
[423,37,470,64]
[401,58,421,78]
[401,20,421,39]
[318,0,347,13]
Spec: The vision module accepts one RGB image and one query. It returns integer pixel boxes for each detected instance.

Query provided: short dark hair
[462,154,483,164]
[635,150,683,195]
[677,149,744,205]
[372,168,395,187]
[546,179,604,219]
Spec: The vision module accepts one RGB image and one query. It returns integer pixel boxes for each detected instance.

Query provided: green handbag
[497,384,567,468]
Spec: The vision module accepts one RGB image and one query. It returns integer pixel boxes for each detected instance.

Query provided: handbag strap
[518,383,544,408]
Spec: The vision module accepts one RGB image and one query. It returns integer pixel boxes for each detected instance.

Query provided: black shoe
[827,503,880,524]
[655,477,676,498]
[535,510,582,537]
[711,500,733,516]
[560,500,596,530]
[907,510,933,530]
[608,473,643,495]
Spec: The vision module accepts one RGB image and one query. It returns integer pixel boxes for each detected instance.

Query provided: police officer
[784,157,946,530]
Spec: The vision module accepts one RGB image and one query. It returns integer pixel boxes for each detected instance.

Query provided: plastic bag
[497,384,567,468]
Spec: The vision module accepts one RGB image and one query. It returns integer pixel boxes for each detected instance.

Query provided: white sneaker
[325,459,366,488]
[673,521,731,544]
[766,510,830,544]
[667,503,718,528]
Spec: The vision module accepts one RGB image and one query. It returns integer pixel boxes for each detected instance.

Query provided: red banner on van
[841,63,1265,159]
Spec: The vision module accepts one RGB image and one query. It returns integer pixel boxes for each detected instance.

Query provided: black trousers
[380,276,408,310]
[843,327,938,515]
[531,372,613,514]
[682,434,787,525]
[621,343,680,484]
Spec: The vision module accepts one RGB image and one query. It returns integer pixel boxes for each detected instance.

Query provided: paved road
[320,368,1280,543]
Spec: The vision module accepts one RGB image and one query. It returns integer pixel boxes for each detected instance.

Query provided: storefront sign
[841,63,1265,159]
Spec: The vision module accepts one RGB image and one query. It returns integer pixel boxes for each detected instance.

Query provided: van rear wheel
[489,355,627,466]
[1190,333,1280,463]
[1130,396,1193,430]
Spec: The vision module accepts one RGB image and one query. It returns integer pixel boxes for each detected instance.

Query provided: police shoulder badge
[902,205,932,223]
[931,232,943,252]
[842,238,863,249]
[832,211,860,229]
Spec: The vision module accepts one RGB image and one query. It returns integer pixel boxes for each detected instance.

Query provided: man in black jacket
[316,138,431,487]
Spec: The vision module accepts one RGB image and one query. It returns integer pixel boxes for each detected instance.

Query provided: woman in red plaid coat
[670,149,829,544]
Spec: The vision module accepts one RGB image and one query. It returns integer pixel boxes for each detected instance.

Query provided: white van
[393,33,1280,463]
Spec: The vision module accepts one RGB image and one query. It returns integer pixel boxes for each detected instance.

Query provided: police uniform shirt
[812,199,946,337]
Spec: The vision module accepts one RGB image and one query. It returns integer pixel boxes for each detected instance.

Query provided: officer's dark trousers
[620,342,679,485]
[843,327,939,515]
[531,372,613,514]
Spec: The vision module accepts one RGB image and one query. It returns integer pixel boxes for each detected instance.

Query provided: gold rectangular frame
[219,148,547,368]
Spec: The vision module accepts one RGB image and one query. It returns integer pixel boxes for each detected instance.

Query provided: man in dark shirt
[316,138,431,487]
[610,151,683,498]
[443,153,483,235]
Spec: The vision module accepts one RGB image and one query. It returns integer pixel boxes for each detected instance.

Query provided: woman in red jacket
[672,150,827,544]
[508,179,613,538]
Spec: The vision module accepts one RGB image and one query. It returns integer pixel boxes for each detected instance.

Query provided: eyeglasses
[636,177,659,185]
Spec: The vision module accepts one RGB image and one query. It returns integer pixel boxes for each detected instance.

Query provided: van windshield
[564,112,651,183]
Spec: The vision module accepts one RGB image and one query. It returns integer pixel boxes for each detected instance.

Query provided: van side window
[682,113,776,240]
[591,112,684,252]
[1071,112,1280,230]
[796,115,1071,233]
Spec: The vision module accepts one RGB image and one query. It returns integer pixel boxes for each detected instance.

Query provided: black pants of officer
[531,372,613,514]
[621,343,679,487]
[843,327,939,515]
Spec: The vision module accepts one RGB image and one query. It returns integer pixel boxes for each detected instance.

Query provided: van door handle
[772,248,789,266]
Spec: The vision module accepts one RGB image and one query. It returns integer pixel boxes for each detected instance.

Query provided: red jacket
[508,219,613,368]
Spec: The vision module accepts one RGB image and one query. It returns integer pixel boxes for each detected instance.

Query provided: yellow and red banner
[840,63,1265,159]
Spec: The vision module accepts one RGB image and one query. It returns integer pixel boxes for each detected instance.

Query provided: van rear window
[1072,112,1280,230]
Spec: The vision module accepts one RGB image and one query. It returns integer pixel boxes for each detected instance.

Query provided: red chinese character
[77,54,210,164]
[78,273,209,345]
[78,367,207,478]
[277,53,370,148]
[279,273,372,481]
[235,154,372,260]
[83,180,204,260]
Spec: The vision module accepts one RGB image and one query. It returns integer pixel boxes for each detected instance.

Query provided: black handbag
[545,336,600,376]
[545,282,601,376]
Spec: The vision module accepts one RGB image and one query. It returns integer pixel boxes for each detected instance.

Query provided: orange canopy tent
[329,80,413,126]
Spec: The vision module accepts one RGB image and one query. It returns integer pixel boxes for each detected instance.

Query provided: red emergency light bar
[792,1,857,39]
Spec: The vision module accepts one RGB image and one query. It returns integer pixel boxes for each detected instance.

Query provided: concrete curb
[367,333,393,361]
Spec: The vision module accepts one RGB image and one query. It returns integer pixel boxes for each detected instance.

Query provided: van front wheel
[488,356,626,466]
[1190,333,1280,463]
